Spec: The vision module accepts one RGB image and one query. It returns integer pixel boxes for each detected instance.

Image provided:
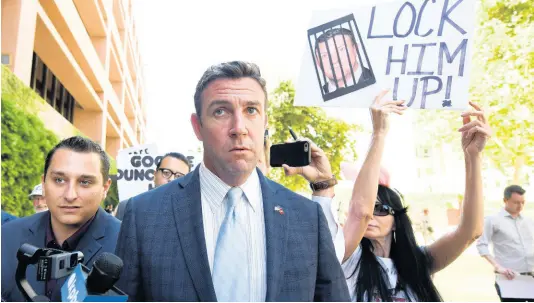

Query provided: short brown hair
[193,61,268,122]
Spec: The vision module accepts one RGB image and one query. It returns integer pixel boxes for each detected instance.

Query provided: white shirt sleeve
[311,195,345,263]
[476,216,494,257]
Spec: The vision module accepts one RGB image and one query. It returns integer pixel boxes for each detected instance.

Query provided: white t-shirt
[311,195,422,301]
[342,246,418,302]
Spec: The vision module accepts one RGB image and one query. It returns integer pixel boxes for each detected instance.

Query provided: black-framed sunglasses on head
[158,168,185,180]
[374,203,395,216]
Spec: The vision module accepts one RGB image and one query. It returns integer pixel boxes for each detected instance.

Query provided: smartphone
[269,141,311,167]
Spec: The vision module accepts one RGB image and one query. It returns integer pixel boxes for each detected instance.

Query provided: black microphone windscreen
[86,253,124,294]
[93,252,123,279]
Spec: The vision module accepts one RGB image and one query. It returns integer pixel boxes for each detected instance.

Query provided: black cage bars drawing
[308,14,376,102]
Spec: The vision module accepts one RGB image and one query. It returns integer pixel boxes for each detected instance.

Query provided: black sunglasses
[374,203,395,216]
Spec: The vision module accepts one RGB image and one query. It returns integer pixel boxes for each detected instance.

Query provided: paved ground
[433,244,500,301]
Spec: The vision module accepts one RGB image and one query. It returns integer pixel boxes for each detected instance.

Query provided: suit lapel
[25,213,49,297]
[172,167,217,302]
[76,208,106,266]
[259,172,289,301]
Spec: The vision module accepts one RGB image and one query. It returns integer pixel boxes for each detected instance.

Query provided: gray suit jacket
[115,166,350,301]
[1,208,121,301]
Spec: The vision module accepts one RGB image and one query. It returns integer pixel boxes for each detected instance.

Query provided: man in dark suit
[1,136,121,301]
[116,61,350,301]
[315,28,375,94]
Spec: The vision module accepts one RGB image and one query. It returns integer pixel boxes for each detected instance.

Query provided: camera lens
[70,254,78,267]
[304,143,309,152]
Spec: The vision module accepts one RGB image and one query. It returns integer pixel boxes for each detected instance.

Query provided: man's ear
[103,178,112,198]
[191,114,203,141]
[41,175,45,196]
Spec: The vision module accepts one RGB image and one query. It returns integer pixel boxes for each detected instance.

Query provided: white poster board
[496,274,534,299]
[295,0,475,110]
[116,144,160,202]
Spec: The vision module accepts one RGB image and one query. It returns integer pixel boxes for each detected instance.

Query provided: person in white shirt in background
[416,208,436,245]
[280,91,492,301]
[476,185,534,302]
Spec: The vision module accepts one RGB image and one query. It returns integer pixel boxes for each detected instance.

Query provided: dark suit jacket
[1,208,121,301]
[115,166,350,301]
[115,200,128,221]
[2,210,17,225]
[323,66,373,94]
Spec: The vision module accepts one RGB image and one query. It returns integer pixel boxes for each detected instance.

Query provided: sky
[131,0,420,189]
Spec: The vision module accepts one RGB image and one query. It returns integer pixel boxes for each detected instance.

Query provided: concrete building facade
[2,0,147,158]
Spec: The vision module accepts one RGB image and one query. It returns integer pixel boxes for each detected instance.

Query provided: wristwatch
[310,175,337,191]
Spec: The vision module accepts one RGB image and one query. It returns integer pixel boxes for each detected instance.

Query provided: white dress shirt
[476,209,534,273]
[199,163,267,301]
[311,195,345,263]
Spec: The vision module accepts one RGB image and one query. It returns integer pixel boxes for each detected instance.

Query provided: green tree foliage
[267,81,360,193]
[103,179,119,209]
[414,0,534,184]
[1,93,59,217]
[102,156,119,209]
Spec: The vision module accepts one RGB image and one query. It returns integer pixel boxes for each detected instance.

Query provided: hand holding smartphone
[269,128,311,167]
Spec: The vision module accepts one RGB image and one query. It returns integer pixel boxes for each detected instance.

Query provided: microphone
[86,253,123,294]
[61,253,127,302]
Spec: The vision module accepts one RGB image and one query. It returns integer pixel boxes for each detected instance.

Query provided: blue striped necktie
[212,187,250,302]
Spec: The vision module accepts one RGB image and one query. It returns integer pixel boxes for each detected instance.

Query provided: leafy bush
[1,87,59,217]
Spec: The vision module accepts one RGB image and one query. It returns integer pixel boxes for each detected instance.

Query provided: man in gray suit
[115,61,350,301]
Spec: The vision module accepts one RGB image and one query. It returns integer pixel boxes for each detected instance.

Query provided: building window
[1,54,11,65]
[29,52,77,123]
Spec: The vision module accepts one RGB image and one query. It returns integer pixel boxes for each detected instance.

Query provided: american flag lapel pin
[274,206,284,215]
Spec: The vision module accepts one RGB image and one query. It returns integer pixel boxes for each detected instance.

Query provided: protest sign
[295,0,475,110]
[116,144,160,202]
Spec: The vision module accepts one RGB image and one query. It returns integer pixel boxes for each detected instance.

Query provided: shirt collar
[45,211,97,250]
[499,208,522,219]
[240,167,261,213]
[199,162,260,213]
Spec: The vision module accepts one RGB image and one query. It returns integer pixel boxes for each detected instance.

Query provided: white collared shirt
[199,163,267,301]
[312,195,345,263]
[477,209,534,273]
[327,65,363,93]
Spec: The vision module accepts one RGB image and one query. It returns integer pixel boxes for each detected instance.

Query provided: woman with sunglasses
[282,90,491,301]
[336,96,492,301]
